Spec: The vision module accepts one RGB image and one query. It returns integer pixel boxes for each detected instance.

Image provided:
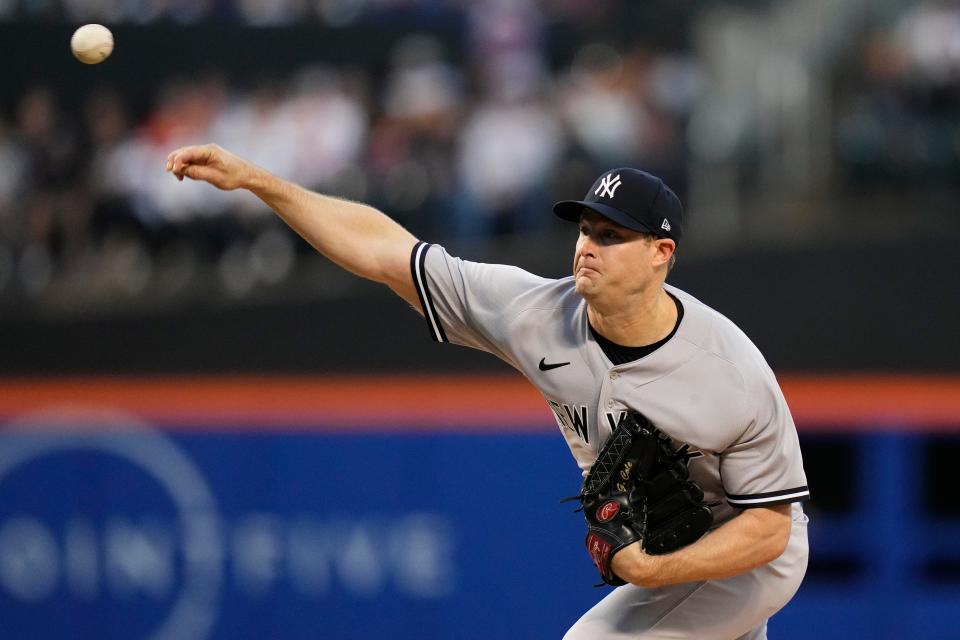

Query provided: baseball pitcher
[167,145,809,640]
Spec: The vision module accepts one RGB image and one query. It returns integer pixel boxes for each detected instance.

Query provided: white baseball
[70,24,114,65]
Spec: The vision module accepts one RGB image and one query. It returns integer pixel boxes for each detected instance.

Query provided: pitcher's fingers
[166,147,190,170]
[172,155,197,176]
[181,164,217,183]
[169,146,213,171]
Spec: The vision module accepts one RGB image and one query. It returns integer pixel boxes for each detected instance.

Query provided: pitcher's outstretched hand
[166,144,255,191]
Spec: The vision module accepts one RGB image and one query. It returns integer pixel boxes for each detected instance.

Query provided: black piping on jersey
[726,486,810,508]
[589,292,684,365]
[410,241,448,343]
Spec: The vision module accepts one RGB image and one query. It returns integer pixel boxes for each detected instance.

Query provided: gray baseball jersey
[411,241,809,528]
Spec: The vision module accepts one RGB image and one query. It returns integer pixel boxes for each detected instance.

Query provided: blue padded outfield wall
[0,376,959,639]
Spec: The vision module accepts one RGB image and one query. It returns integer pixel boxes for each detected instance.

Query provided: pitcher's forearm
[613,504,792,588]
[245,167,418,287]
[166,143,421,306]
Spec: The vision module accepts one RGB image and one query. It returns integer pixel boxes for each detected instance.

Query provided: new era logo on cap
[552,168,685,243]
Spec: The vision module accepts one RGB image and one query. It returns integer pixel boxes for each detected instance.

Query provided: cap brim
[552,200,657,235]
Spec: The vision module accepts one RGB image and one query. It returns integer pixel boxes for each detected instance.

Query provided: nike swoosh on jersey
[538,357,571,371]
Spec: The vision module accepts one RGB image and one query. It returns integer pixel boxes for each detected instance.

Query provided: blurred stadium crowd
[0,0,585,26]
[834,1,960,187]
[0,0,958,308]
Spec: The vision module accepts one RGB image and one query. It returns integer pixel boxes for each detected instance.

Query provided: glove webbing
[582,415,653,495]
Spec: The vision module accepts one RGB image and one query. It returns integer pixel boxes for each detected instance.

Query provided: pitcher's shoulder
[665,284,773,380]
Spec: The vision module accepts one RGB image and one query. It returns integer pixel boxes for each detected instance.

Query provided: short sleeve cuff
[726,486,810,508]
[410,241,448,343]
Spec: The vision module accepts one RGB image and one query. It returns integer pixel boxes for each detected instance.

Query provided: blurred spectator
[448,0,563,237]
[834,1,960,188]
[0,117,27,239]
[372,35,463,233]
[897,1,960,87]
[0,117,26,294]
[559,43,649,167]
[454,89,562,237]
[283,67,368,191]
[238,0,307,26]
[11,87,89,296]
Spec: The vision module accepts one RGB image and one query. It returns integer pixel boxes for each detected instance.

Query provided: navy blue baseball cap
[553,168,684,244]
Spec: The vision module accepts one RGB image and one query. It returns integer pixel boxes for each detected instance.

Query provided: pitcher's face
[573,211,673,302]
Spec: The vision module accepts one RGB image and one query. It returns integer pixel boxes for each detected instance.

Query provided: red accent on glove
[596,500,620,522]
[586,532,613,575]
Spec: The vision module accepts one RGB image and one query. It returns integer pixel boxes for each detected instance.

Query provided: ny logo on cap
[595,173,622,199]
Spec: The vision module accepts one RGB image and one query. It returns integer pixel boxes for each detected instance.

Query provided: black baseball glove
[571,411,714,586]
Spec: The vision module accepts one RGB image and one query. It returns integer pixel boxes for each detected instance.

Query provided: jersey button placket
[603,371,620,409]
[607,370,620,408]
[598,367,620,439]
